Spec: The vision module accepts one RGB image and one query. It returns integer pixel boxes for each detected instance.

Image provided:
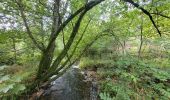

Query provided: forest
[0,0,170,100]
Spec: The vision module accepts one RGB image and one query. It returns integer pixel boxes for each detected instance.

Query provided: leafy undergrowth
[0,64,37,98]
[80,55,170,100]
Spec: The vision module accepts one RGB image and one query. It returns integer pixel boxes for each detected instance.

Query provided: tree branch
[46,0,104,52]
[44,30,111,83]
[48,10,88,72]
[54,18,92,72]
[123,0,161,36]
[151,12,170,19]
[15,0,45,51]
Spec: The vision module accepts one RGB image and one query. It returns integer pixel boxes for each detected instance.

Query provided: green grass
[80,54,170,100]
[0,63,37,97]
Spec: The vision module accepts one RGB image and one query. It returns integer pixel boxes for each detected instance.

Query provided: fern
[98,56,170,100]
[100,92,114,100]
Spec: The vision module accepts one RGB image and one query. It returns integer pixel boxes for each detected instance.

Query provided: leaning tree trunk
[37,0,105,83]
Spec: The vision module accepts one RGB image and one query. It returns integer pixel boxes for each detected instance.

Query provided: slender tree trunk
[14,0,104,94]
[37,0,61,79]
[138,29,143,58]
[138,17,143,58]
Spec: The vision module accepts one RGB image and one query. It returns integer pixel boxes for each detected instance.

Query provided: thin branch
[47,0,104,71]
[49,10,88,72]
[45,31,111,83]
[61,14,92,65]
[55,18,92,72]
[62,30,72,64]
[42,29,109,82]
[123,0,161,36]
[151,12,170,19]
[46,0,104,52]
[15,0,45,51]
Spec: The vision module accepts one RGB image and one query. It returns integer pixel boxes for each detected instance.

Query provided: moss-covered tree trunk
[37,0,61,79]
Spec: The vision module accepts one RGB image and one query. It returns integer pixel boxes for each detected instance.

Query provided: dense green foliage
[0,0,170,99]
[80,45,170,99]
[98,56,170,99]
[0,65,36,96]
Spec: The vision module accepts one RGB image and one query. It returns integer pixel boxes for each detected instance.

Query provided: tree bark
[37,0,61,79]
[123,0,161,36]
[15,0,104,86]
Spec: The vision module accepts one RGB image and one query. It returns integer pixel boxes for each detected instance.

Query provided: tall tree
[14,0,105,88]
